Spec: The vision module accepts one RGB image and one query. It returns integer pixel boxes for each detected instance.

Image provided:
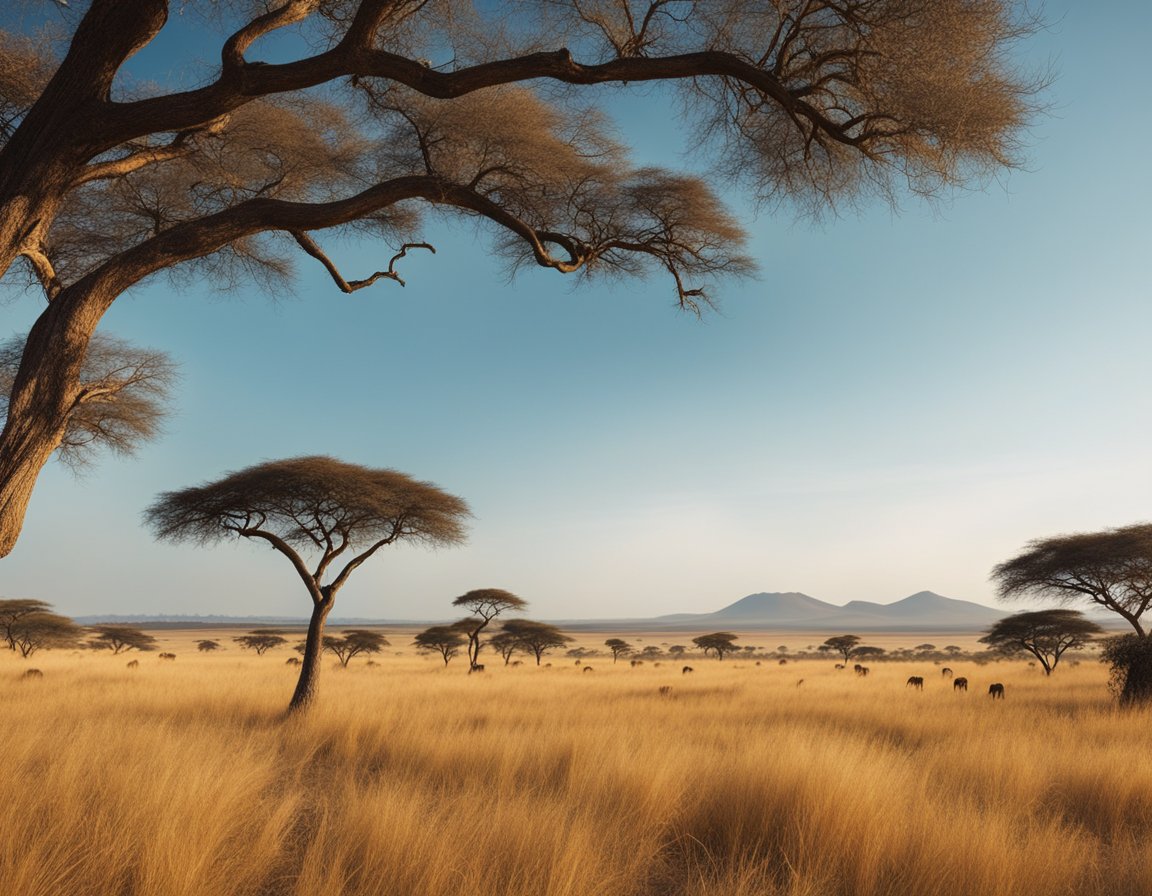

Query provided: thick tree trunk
[1119,650,1152,706]
[289,598,333,712]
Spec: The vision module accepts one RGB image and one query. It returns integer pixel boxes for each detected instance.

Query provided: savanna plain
[3,630,1149,896]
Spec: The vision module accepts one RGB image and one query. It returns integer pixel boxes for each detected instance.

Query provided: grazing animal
[365,660,379,667]
[21,668,43,680]
[658,686,672,696]
[941,667,953,678]
[755,661,761,666]
[510,660,523,667]
[778,658,787,665]
[158,653,176,661]
[853,664,863,674]
[630,659,643,667]
[126,660,139,669]
[469,664,485,674]
[856,666,869,677]
[906,676,924,690]
[796,679,804,688]
[953,677,968,692]
[286,657,301,666]
[834,663,845,670]
[989,683,1005,699]
[582,666,594,673]
[682,666,694,675]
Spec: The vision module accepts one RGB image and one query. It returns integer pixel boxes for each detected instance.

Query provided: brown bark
[289,596,334,713]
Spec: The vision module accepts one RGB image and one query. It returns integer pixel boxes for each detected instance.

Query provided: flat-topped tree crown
[452,588,527,671]
[145,455,470,711]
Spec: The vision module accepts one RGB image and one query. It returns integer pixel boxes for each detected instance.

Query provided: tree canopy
[979,609,1102,675]
[147,455,469,709]
[234,631,289,655]
[0,0,1043,558]
[604,637,633,662]
[10,611,82,657]
[693,631,739,660]
[323,629,389,666]
[452,588,527,670]
[413,624,468,666]
[0,598,52,651]
[499,619,572,666]
[88,624,158,654]
[992,524,1152,637]
[820,635,861,664]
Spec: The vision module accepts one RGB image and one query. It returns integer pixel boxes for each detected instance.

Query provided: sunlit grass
[1,636,1145,896]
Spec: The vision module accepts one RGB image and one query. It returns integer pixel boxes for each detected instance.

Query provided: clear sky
[3,2,1151,621]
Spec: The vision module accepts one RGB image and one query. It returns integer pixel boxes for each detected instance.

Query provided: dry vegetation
[2,631,1148,896]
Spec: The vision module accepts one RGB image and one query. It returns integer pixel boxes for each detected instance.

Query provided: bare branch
[290,231,435,291]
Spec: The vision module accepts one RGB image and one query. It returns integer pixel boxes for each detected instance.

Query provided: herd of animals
[15,653,1008,697]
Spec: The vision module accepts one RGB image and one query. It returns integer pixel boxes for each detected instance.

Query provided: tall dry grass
[1,639,1148,896]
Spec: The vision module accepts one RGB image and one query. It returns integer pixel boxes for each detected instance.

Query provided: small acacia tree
[10,612,81,657]
[234,631,288,655]
[0,598,51,651]
[452,589,527,671]
[500,619,572,666]
[992,523,1152,703]
[146,455,469,711]
[604,638,633,663]
[196,639,222,652]
[820,635,862,664]
[980,610,1103,676]
[88,624,158,654]
[487,629,521,666]
[323,630,389,667]
[693,632,739,660]
[414,625,468,667]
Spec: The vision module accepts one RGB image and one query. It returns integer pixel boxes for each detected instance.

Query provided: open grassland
[2,634,1149,896]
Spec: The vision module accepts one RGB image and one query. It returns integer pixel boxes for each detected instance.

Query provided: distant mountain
[612,590,1004,631]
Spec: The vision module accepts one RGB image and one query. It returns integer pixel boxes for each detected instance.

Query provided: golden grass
[2,635,1148,896]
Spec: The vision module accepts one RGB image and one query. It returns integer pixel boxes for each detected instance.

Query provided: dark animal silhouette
[510,660,523,667]
[906,676,924,690]
[796,679,805,687]
[365,660,379,667]
[658,686,672,696]
[853,663,863,673]
[856,666,869,677]
[158,652,176,660]
[941,667,953,678]
[682,666,694,675]
[21,668,43,679]
[630,659,643,667]
[989,683,1005,699]
[286,657,301,666]
[583,666,594,673]
[126,659,139,669]
[777,659,786,665]
[469,664,485,674]
[834,663,845,670]
[953,677,968,692]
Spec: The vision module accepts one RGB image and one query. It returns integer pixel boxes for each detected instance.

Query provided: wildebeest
[941,667,953,678]
[21,668,43,680]
[682,666,694,675]
[158,652,176,661]
[582,666,594,673]
[286,657,301,666]
[658,686,672,696]
[777,659,787,665]
[853,663,863,673]
[906,676,924,690]
[469,664,485,674]
[126,659,139,669]
[834,663,845,670]
[953,677,968,692]
[989,682,1005,699]
[856,665,869,677]
[630,659,643,667]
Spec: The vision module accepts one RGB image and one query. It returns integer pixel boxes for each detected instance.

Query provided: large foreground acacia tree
[0,0,1041,557]
[145,455,469,711]
[992,523,1152,703]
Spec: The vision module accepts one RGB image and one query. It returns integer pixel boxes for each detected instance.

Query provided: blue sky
[3,2,1151,621]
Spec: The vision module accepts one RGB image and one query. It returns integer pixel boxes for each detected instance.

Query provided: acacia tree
[500,619,572,666]
[820,635,862,664]
[323,629,389,666]
[0,1,1041,558]
[979,609,1102,675]
[693,631,739,660]
[197,639,222,652]
[413,624,467,667]
[88,624,158,654]
[234,631,289,655]
[604,638,633,663]
[452,588,527,670]
[487,629,521,666]
[10,611,82,657]
[992,524,1152,702]
[145,455,469,710]
[0,598,51,650]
